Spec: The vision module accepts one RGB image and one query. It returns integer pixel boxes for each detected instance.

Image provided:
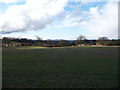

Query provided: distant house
[2,42,22,47]
[11,42,22,46]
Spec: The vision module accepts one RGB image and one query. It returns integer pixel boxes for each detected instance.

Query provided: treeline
[1,36,120,47]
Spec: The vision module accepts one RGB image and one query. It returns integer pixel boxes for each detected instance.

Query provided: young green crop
[2,46,118,88]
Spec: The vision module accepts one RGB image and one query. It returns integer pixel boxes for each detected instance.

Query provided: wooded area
[1,36,120,47]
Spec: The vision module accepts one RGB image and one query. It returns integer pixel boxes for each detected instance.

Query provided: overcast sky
[0,0,119,40]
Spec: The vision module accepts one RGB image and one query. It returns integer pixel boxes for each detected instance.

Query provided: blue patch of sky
[64,2,107,12]
[6,2,26,5]
[0,3,9,14]
[80,2,107,11]
[28,26,89,40]
[64,2,81,12]
[0,2,26,14]
[63,2,107,21]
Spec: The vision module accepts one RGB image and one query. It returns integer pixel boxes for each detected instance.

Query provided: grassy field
[2,46,118,88]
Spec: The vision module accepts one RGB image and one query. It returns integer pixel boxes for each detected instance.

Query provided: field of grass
[2,46,118,88]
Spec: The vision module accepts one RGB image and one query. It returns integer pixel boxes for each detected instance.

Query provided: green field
[2,46,118,88]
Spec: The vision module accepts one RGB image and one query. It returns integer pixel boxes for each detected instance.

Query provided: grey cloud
[0,0,68,34]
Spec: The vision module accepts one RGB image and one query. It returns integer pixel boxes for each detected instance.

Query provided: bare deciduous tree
[77,35,86,40]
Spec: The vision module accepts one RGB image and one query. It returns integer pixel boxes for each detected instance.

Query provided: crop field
[2,46,118,88]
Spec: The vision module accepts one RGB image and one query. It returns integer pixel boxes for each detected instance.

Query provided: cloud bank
[0,0,118,39]
[0,0,68,33]
[86,2,118,39]
[50,2,118,39]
